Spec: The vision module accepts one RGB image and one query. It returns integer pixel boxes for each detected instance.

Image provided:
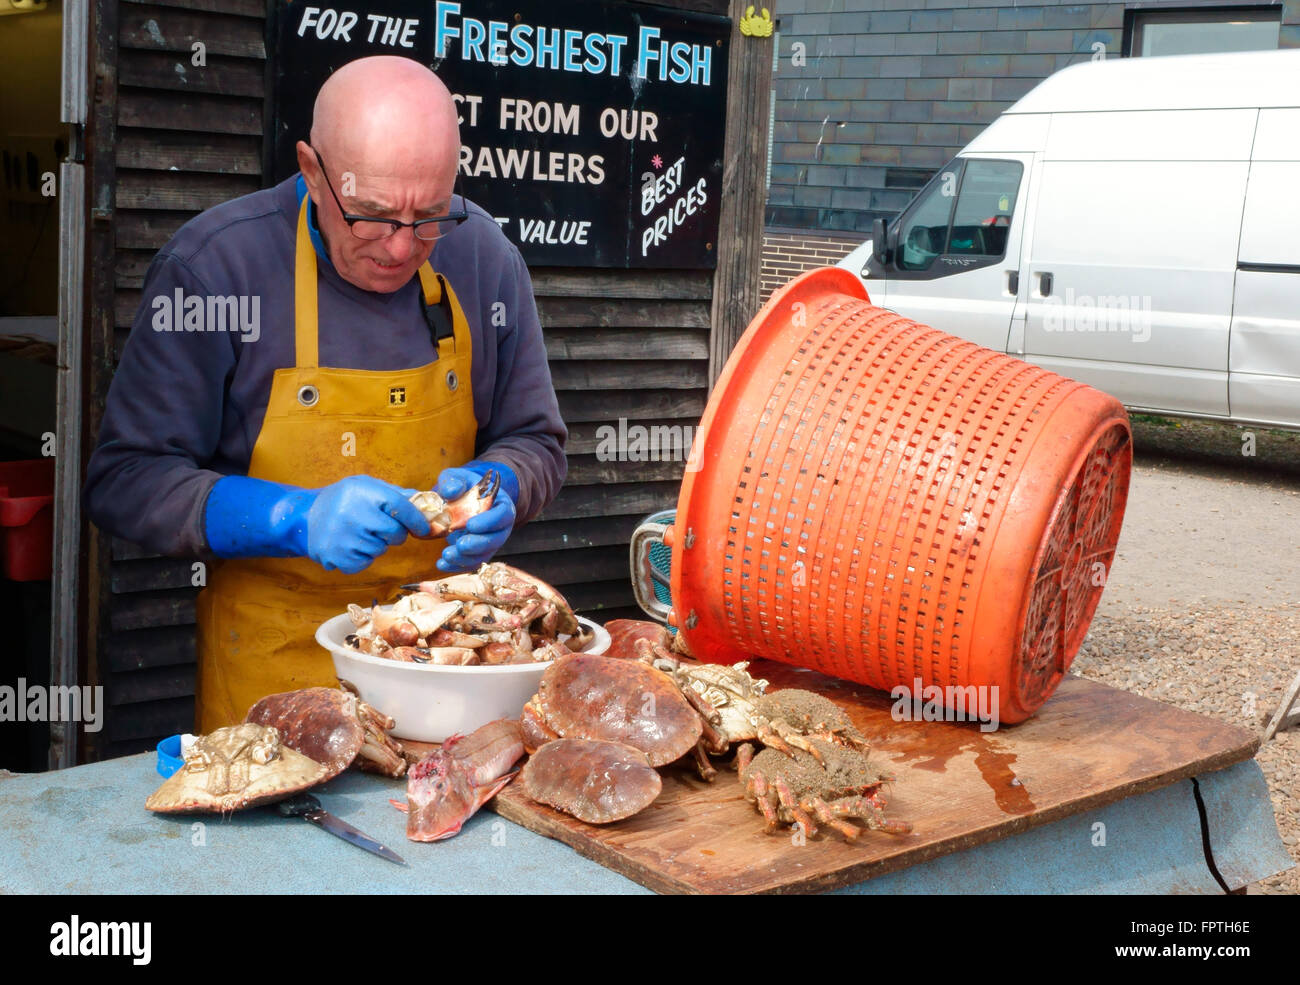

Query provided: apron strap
[418,263,472,361]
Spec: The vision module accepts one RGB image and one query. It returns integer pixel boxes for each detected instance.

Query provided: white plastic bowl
[315,611,609,743]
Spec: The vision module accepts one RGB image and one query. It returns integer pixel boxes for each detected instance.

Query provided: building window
[766,30,779,191]
[1127,6,1281,57]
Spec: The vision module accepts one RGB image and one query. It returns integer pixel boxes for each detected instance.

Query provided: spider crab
[145,723,326,814]
[738,737,912,842]
[632,637,870,777]
[245,684,408,779]
[409,470,500,538]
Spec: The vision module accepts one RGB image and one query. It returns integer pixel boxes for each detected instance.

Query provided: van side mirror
[872,218,891,265]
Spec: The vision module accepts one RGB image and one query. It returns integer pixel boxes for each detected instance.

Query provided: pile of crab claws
[348,563,588,666]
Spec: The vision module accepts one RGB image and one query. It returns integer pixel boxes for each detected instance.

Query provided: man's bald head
[296,56,463,293]
[310,56,460,174]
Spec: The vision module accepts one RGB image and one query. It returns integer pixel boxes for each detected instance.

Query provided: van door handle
[1007,270,1019,295]
[1038,272,1053,297]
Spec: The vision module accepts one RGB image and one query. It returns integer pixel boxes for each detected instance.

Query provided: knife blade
[276,793,407,866]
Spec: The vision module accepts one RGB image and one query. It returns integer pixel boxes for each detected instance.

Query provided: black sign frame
[269,0,731,269]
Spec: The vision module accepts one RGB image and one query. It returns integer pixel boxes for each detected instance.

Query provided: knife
[276,793,407,866]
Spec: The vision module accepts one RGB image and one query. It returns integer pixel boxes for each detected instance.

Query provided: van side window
[898,165,960,271]
[947,160,1023,259]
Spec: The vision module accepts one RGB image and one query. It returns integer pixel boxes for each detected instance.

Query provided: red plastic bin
[0,459,55,581]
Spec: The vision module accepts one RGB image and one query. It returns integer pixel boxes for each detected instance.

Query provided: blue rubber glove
[204,474,430,574]
[433,461,518,573]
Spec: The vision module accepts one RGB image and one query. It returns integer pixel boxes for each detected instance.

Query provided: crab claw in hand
[437,496,515,573]
[410,469,502,540]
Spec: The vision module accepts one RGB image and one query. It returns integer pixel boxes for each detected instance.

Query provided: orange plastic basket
[668,267,1131,723]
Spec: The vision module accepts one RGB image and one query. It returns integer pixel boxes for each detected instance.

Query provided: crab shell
[752,689,869,749]
[604,619,674,660]
[146,723,327,815]
[521,653,702,767]
[245,686,407,780]
[522,738,662,824]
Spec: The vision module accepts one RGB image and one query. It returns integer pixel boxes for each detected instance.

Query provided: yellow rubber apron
[195,198,477,732]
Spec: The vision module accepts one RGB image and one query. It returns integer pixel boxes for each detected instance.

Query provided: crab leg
[356,735,409,777]
[764,719,833,764]
[754,721,798,759]
[771,776,818,837]
[827,794,913,835]
[690,739,718,783]
[736,742,756,772]
[802,795,863,842]
[745,771,781,833]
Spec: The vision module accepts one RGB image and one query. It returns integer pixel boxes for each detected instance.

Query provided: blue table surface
[0,754,1289,894]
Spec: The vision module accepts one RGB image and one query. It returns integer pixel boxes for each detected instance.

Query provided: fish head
[405,750,478,842]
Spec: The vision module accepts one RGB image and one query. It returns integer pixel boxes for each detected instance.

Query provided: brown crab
[520,652,703,767]
[738,737,912,842]
[245,684,408,779]
[146,723,327,814]
[522,738,663,824]
[409,470,500,538]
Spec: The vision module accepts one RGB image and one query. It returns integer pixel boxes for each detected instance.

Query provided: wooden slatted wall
[94,0,732,760]
[98,0,266,758]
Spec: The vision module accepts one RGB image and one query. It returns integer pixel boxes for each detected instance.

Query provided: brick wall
[768,0,1300,236]
[761,229,864,302]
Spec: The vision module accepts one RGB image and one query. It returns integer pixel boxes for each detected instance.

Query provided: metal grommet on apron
[193,193,480,733]
[446,369,459,391]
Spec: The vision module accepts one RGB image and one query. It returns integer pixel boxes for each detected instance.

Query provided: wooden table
[491,663,1262,894]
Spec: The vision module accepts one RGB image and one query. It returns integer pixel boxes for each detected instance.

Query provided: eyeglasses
[312,149,469,242]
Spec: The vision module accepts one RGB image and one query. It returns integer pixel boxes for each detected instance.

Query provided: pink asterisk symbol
[651,154,664,169]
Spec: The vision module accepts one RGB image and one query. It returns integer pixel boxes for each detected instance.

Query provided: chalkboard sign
[270,0,731,269]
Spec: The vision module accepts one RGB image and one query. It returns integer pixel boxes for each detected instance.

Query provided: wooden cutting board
[488,661,1259,894]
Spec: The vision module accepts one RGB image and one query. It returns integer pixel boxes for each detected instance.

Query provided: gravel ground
[1070,415,1299,895]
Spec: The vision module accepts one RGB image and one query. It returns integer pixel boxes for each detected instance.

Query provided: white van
[838,49,1300,430]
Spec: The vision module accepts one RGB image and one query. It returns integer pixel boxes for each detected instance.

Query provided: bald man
[85,57,567,730]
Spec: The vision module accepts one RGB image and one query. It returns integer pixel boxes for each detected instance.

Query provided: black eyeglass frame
[311,148,469,241]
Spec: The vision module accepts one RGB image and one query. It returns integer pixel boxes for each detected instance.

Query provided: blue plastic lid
[156,735,185,778]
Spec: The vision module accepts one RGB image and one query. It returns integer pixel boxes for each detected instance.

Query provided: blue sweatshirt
[85,174,567,558]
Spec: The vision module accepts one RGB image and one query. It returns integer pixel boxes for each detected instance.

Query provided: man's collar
[294,174,332,267]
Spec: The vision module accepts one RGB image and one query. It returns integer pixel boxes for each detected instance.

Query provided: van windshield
[897,159,1023,271]
[898,163,960,271]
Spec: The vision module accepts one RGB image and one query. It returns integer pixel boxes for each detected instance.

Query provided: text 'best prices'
[641,157,707,257]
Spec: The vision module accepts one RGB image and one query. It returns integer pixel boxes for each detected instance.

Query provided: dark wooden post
[708,0,776,387]
[79,0,120,766]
